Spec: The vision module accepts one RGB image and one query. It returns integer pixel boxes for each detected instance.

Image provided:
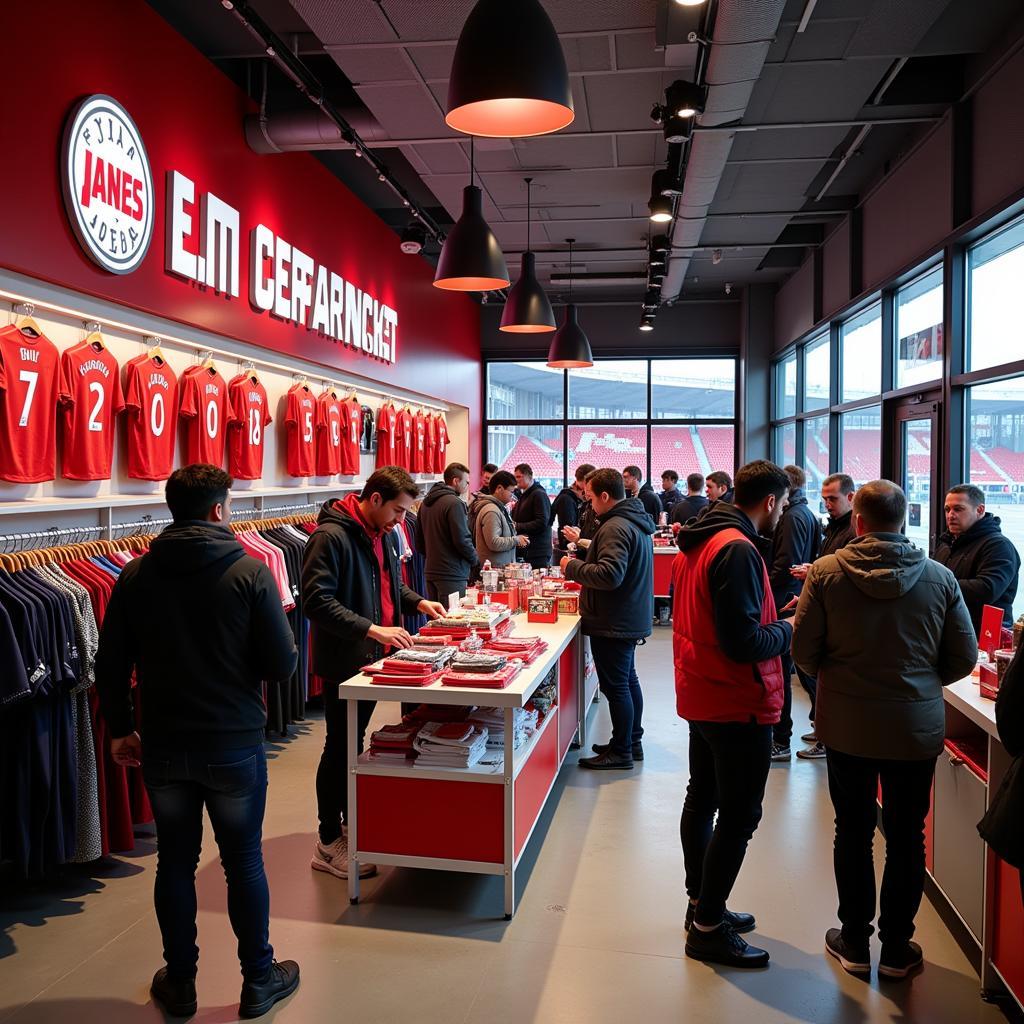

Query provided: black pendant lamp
[501,178,555,334]
[446,0,574,138]
[434,138,509,292]
[547,238,593,368]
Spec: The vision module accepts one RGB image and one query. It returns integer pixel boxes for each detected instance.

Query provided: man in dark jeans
[561,468,653,769]
[768,464,823,762]
[303,467,445,881]
[95,465,300,1019]
[673,460,792,968]
[512,463,553,568]
[793,480,976,979]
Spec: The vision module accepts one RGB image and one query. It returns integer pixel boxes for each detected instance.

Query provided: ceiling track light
[501,177,556,334]
[400,221,426,255]
[547,238,593,368]
[639,317,655,332]
[674,0,707,5]
[663,114,693,145]
[434,137,509,291]
[666,80,707,119]
[446,0,574,138]
[651,233,671,253]
[649,193,673,224]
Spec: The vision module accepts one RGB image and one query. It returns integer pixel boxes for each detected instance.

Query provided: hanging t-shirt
[0,325,60,483]
[284,383,317,477]
[360,404,375,453]
[376,401,399,468]
[435,414,450,473]
[395,406,414,471]
[123,354,177,481]
[179,365,228,468]
[315,391,342,476]
[58,341,125,481]
[227,374,272,480]
[340,396,362,476]
[411,410,428,474]
[425,413,438,474]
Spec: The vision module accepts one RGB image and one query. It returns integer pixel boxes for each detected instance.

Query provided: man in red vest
[672,460,793,969]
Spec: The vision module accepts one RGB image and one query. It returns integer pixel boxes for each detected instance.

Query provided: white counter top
[945,676,999,738]
[337,613,581,708]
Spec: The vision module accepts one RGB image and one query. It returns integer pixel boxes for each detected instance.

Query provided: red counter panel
[653,551,676,597]
[514,717,560,860]
[992,856,1024,1004]
[558,637,581,761]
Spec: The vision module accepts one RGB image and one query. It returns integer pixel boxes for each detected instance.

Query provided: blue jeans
[588,635,644,757]
[143,745,273,980]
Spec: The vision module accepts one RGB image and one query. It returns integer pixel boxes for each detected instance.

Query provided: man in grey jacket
[415,462,477,602]
[793,480,977,981]
[472,470,528,568]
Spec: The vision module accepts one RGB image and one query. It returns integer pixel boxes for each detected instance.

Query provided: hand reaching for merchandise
[780,596,799,614]
[789,563,811,580]
[515,534,529,548]
[418,600,448,620]
[368,624,415,648]
[111,732,142,768]
[559,556,571,574]
[561,525,581,544]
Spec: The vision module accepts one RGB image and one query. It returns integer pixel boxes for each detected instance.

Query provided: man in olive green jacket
[792,479,977,982]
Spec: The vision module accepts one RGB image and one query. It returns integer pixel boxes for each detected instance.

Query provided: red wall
[0,0,481,468]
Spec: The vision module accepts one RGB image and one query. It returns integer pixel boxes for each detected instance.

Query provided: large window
[486,358,738,492]
[776,352,797,418]
[967,376,1024,619]
[896,266,943,388]
[841,406,882,486]
[968,215,1024,372]
[841,304,882,402]
[774,422,796,467]
[803,333,830,411]
[803,414,830,513]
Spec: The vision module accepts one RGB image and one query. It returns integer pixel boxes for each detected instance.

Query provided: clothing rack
[110,517,174,538]
[0,524,105,554]
[3,292,451,412]
[258,502,321,515]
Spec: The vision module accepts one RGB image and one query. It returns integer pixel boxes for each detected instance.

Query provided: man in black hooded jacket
[933,484,1020,633]
[552,463,594,556]
[96,465,300,1019]
[512,463,553,568]
[561,468,655,770]
[416,461,477,601]
[303,467,445,883]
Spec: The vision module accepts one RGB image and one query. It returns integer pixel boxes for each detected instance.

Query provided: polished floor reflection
[0,630,1012,1023]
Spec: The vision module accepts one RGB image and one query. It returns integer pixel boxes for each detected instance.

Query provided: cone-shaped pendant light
[501,178,555,333]
[547,238,593,368]
[434,139,509,292]
[446,0,574,139]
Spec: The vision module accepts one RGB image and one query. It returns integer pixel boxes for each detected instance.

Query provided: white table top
[337,614,581,708]
[945,676,999,738]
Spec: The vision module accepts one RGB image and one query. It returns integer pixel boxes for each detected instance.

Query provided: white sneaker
[797,741,827,760]
[311,835,377,879]
[801,729,817,743]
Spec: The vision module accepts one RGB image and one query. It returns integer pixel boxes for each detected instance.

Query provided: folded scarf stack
[413,721,490,768]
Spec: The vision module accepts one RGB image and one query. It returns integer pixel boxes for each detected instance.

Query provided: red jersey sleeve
[179,370,198,419]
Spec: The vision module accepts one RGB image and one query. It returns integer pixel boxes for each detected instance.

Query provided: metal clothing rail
[2,294,452,413]
[111,517,174,538]
[0,524,105,553]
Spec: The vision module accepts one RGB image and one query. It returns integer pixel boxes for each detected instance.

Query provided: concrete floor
[0,629,1016,1023]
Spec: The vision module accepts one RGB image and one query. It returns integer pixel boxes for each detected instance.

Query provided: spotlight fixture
[651,233,671,253]
[434,139,509,291]
[649,267,665,285]
[446,0,574,138]
[674,0,707,5]
[649,194,673,223]
[650,103,666,124]
[400,222,426,255]
[663,115,693,145]
[649,251,666,267]
[639,316,655,332]
[666,80,706,119]
[644,286,661,309]
[547,238,593,368]
[501,177,556,334]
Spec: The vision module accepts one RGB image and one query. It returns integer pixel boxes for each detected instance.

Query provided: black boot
[685,902,755,935]
[591,741,644,761]
[578,750,634,770]
[150,967,197,1018]
[239,960,300,1018]
[685,922,770,968]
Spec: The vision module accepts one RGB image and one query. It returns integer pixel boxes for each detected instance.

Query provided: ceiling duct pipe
[660,0,788,302]
[244,108,391,154]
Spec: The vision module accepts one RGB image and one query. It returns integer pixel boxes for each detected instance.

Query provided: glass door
[893,399,940,551]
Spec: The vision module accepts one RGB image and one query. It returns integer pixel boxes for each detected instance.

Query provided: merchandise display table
[653,544,677,598]
[932,679,1024,1012]
[339,615,588,918]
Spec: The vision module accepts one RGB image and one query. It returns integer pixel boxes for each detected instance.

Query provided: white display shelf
[944,676,998,737]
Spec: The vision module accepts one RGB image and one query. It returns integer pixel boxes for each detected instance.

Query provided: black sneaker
[825,928,871,975]
[239,960,300,1018]
[771,743,792,762]
[879,941,924,979]
[591,741,644,761]
[685,903,755,935]
[578,750,634,770]
[685,921,770,968]
[150,967,197,1018]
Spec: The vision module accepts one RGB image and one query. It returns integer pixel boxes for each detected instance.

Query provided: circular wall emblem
[61,95,154,275]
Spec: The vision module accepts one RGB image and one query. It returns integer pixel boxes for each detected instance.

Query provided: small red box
[555,594,579,614]
[980,661,999,700]
[527,596,558,623]
[488,588,519,613]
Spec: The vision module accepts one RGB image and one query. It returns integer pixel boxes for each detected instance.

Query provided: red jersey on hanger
[425,413,438,474]
[411,410,428,474]
[285,383,317,477]
[0,324,60,483]
[315,391,342,476]
[435,414,450,473]
[124,353,177,481]
[395,406,414,471]
[180,365,228,467]
[376,401,399,468]
[227,374,272,480]
[340,396,362,476]
[58,341,125,480]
